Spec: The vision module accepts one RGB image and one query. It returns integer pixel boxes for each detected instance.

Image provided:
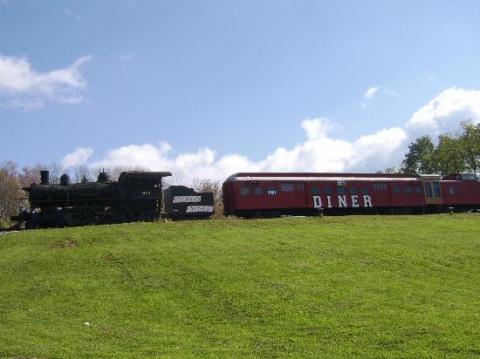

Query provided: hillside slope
[1,215,480,358]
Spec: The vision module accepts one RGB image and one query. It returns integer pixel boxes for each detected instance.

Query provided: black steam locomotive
[12,170,215,229]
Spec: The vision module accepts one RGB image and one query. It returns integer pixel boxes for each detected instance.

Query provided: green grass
[0,218,11,229]
[1,215,480,358]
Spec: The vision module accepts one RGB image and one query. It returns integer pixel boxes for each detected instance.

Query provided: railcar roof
[225,172,420,182]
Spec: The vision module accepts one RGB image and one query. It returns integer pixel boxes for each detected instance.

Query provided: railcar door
[278,181,306,209]
[423,180,443,205]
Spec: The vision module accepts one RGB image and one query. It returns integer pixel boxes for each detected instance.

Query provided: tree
[47,163,62,184]
[401,136,437,174]
[383,167,401,174]
[191,178,223,218]
[460,121,480,175]
[73,166,89,183]
[400,121,480,176]
[19,165,42,187]
[433,135,466,175]
[0,162,23,227]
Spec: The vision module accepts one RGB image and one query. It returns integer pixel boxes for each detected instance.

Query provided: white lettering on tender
[351,195,359,208]
[363,195,372,207]
[186,205,214,213]
[172,196,202,203]
[338,195,347,208]
[313,195,322,208]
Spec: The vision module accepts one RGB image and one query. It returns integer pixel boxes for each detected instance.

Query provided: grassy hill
[1,215,480,358]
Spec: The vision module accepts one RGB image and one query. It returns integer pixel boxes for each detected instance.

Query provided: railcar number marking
[172,196,202,203]
[312,195,373,209]
[186,205,214,213]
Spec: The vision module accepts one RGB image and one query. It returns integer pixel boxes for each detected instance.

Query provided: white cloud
[0,54,91,109]
[91,142,172,170]
[64,8,81,22]
[350,127,407,169]
[60,87,480,184]
[0,99,44,111]
[61,147,94,169]
[406,87,480,138]
[65,117,405,185]
[301,117,336,140]
[120,53,134,63]
[363,86,380,99]
[361,86,398,109]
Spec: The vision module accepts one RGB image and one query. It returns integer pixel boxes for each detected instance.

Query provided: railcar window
[415,186,422,193]
[448,186,456,195]
[337,187,345,195]
[281,183,294,192]
[433,182,441,197]
[324,186,333,195]
[393,186,401,193]
[349,186,357,194]
[425,182,433,198]
[362,187,369,194]
[373,183,388,191]
[404,186,413,194]
[267,189,277,196]
[240,187,250,196]
[254,187,263,195]
[311,187,319,194]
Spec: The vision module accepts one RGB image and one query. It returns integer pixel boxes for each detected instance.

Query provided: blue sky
[1,0,480,181]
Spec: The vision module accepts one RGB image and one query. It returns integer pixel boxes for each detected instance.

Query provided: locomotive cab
[117,171,172,219]
[118,171,171,199]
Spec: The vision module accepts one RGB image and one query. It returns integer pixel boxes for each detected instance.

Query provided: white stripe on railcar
[229,176,420,182]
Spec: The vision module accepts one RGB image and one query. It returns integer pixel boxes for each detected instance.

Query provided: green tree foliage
[433,135,466,175]
[460,121,480,174]
[402,121,480,175]
[401,136,437,174]
[383,167,401,174]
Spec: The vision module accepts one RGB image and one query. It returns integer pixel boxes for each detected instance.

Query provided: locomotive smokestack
[40,170,50,185]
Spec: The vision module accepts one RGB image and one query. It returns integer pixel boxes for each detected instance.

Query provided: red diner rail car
[222,172,480,217]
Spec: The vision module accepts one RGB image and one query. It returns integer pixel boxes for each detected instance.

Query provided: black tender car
[163,185,215,220]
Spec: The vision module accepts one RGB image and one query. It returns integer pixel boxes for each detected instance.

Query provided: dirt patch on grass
[52,239,78,249]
